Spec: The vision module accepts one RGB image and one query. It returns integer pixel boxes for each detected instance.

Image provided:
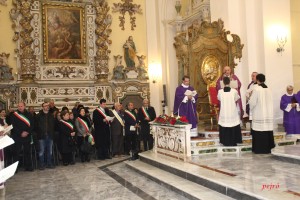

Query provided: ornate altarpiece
[5,0,149,109]
[174,19,243,119]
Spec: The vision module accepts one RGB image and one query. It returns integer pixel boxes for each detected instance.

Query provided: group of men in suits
[92,98,156,160]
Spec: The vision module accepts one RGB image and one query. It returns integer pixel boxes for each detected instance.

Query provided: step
[191,145,252,155]
[272,145,300,165]
[125,160,234,200]
[137,151,299,200]
[191,136,252,147]
[198,130,251,139]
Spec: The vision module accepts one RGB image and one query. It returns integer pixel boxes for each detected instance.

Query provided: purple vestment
[280,94,300,134]
[216,74,243,118]
[173,85,198,129]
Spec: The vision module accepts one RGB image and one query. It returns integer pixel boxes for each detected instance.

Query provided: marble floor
[191,153,300,196]
[3,145,300,200]
[136,150,300,200]
[3,156,189,200]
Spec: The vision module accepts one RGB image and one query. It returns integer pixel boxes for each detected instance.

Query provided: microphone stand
[161,100,165,115]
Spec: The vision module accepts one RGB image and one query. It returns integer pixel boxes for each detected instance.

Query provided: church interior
[1,0,300,199]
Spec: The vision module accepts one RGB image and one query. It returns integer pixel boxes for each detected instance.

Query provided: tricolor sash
[125,110,136,121]
[61,120,74,131]
[142,107,150,119]
[13,112,30,127]
[96,107,109,121]
[112,109,125,126]
[77,117,89,132]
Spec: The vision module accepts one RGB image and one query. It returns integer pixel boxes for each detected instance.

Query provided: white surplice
[249,85,273,131]
[217,88,240,127]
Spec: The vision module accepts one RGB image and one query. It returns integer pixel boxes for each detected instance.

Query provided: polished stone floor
[3,144,300,200]
[3,156,189,200]
[191,153,300,196]
[137,149,300,200]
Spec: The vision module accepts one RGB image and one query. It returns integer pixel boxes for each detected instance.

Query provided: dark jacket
[9,110,34,141]
[58,120,76,153]
[35,110,55,140]
[138,106,156,135]
[124,109,139,135]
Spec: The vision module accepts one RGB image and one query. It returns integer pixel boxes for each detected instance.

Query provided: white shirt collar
[286,93,294,96]
[181,84,189,88]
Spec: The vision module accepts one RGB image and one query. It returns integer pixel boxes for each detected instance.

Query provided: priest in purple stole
[280,85,300,134]
[216,66,243,119]
[173,76,198,137]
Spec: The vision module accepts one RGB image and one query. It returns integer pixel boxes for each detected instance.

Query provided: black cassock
[93,107,111,159]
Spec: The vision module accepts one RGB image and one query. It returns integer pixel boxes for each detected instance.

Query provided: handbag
[68,136,77,146]
[80,139,93,153]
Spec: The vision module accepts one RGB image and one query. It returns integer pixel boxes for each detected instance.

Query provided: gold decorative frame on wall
[42,3,86,64]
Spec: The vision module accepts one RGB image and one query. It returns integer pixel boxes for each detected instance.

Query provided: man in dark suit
[10,102,34,171]
[93,99,112,160]
[138,99,156,151]
[124,102,139,159]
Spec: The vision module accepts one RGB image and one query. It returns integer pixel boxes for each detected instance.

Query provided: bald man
[216,66,243,119]
[280,85,300,134]
[245,72,258,117]
[138,99,156,151]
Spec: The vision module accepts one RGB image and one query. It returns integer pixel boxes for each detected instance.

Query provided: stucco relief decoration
[0,53,16,103]
[156,127,184,154]
[0,53,14,81]
[0,0,7,12]
[112,82,148,102]
[45,66,85,78]
[93,0,112,82]
[112,55,125,80]
[11,0,36,83]
[112,0,142,31]
[0,0,7,6]
[10,6,22,42]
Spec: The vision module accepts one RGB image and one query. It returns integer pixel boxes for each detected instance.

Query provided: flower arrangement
[153,114,189,125]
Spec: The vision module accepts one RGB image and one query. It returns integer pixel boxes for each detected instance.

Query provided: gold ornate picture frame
[42,3,86,64]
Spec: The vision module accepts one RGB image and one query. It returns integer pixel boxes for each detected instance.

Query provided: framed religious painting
[42,2,86,64]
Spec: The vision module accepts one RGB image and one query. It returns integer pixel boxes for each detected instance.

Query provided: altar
[150,123,192,161]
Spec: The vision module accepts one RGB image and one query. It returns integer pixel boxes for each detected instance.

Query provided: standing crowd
[1,98,156,172]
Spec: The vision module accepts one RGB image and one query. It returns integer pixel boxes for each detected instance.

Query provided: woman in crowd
[58,110,76,165]
[75,107,93,162]
[0,110,8,189]
[0,109,7,126]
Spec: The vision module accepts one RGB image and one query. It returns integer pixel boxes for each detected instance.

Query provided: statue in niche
[136,55,148,80]
[0,53,13,81]
[112,55,125,80]
[123,36,137,69]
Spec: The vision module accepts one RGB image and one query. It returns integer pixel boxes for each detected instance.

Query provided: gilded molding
[11,0,36,83]
[93,0,112,82]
